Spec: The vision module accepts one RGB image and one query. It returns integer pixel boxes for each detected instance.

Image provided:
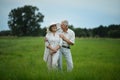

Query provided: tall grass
[0,37,120,80]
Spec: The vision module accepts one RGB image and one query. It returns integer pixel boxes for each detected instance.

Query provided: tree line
[0,24,120,38]
[69,24,120,38]
[0,5,120,38]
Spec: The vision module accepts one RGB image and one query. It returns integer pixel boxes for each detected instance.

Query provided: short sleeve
[70,31,75,44]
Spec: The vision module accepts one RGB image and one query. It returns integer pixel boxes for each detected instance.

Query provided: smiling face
[49,24,57,32]
[61,22,68,32]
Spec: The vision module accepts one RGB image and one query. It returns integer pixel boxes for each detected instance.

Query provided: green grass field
[0,37,120,80]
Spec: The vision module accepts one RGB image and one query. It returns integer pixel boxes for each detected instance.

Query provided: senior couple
[43,20,75,71]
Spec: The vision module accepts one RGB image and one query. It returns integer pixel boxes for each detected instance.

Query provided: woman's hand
[50,45,60,55]
[47,45,60,55]
[50,49,57,55]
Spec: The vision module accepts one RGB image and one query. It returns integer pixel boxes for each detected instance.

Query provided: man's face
[61,23,66,30]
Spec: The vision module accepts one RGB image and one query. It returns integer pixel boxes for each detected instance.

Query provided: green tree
[93,25,108,37]
[74,28,83,37]
[68,25,75,31]
[40,27,47,36]
[8,5,44,36]
[0,30,11,36]
[107,24,120,38]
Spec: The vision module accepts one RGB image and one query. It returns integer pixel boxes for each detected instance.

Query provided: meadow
[0,37,120,80]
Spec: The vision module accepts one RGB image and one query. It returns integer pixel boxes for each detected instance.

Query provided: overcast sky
[0,0,120,31]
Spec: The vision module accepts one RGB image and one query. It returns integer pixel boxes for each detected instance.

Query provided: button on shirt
[61,29,75,46]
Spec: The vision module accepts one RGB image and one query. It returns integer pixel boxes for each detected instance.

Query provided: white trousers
[58,47,73,71]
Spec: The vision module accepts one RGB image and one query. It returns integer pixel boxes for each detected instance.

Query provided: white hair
[61,20,69,26]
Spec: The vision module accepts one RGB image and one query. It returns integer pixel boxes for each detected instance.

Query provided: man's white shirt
[61,29,75,47]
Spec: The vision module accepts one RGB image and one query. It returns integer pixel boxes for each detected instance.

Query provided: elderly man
[58,20,75,71]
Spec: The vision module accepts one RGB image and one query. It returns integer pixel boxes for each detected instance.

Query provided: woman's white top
[43,32,62,62]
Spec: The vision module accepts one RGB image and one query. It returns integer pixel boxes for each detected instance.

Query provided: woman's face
[51,25,57,32]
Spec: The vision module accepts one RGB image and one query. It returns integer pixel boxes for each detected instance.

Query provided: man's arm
[59,34,74,45]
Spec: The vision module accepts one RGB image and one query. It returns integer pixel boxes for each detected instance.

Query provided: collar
[62,29,69,33]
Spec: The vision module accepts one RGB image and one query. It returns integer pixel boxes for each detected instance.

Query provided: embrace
[43,20,75,71]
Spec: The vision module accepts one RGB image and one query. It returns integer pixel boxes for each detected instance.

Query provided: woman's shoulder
[45,32,52,37]
[55,32,60,36]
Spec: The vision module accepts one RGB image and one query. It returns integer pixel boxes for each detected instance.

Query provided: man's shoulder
[68,29,75,34]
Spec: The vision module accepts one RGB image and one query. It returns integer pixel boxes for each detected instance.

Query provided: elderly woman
[43,23,62,70]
